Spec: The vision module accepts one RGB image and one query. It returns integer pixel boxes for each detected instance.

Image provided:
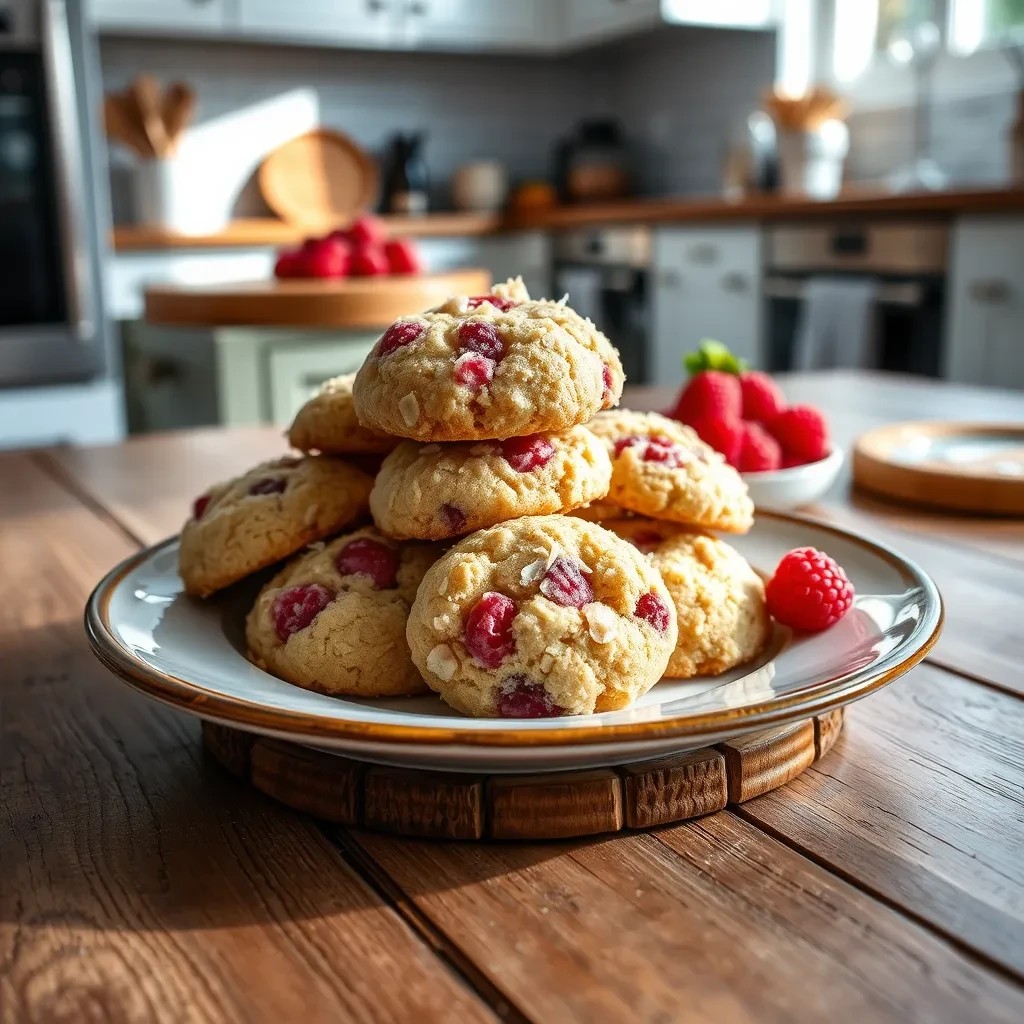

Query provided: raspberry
[453,352,494,388]
[766,405,830,465]
[496,675,564,718]
[345,215,386,249]
[349,246,390,277]
[689,416,744,467]
[335,537,398,589]
[601,363,616,406]
[766,547,854,632]
[464,592,517,668]
[438,503,467,534]
[614,434,688,468]
[458,321,505,360]
[539,556,593,608]
[272,583,334,641]
[738,421,782,473]
[466,295,518,312]
[740,370,785,422]
[670,370,742,426]
[248,477,286,496]
[378,321,423,357]
[383,238,422,275]
[635,592,671,633]
[274,250,305,279]
[613,435,642,457]
[192,494,211,519]
[500,434,555,473]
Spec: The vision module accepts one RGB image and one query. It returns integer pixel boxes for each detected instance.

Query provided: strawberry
[384,238,422,275]
[690,416,743,467]
[671,370,742,426]
[766,405,830,464]
[740,370,785,422]
[738,421,782,473]
[349,246,390,277]
[346,215,386,250]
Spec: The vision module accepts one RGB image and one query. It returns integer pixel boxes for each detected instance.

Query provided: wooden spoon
[128,75,169,158]
[103,93,151,157]
[161,82,196,156]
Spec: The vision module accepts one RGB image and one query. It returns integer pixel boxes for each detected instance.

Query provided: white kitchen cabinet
[944,218,1024,390]
[237,0,400,48]
[560,0,660,47]
[90,0,231,34]
[651,226,763,387]
[660,0,777,30]
[397,0,550,52]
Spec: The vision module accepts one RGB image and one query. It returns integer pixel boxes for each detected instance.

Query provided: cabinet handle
[658,269,682,288]
[721,272,748,293]
[687,243,718,266]
[969,279,1011,304]
[189,0,216,5]
[407,0,428,14]
[366,0,386,11]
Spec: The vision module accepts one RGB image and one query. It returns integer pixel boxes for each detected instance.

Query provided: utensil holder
[777,121,849,200]
[135,156,230,234]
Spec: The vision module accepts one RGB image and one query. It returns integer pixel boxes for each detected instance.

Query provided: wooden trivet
[202,709,845,841]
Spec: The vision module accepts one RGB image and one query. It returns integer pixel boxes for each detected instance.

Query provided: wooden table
[4,371,1024,1023]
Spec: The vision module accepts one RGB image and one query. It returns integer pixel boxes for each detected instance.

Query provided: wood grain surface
[7,371,1024,1022]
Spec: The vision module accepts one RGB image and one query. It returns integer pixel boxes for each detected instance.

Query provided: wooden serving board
[144,268,492,329]
[854,421,1024,516]
[202,709,845,841]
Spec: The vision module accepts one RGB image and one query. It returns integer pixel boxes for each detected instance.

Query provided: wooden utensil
[103,93,151,157]
[160,81,196,156]
[128,75,169,158]
[258,129,379,228]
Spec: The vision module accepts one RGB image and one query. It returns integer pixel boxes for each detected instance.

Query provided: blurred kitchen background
[2,0,1023,448]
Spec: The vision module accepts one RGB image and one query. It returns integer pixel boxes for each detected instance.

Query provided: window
[949,0,1024,53]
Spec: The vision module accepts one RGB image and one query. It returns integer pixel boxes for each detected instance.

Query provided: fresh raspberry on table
[670,370,742,426]
[384,238,422,275]
[765,547,854,632]
[688,416,744,467]
[738,421,782,473]
[765,405,830,465]
[739,370,785,422]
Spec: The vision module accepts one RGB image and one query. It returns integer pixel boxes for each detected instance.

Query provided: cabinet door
[268,336,379,426]
[562,0,660,46]
[90,0,230,32]
[945,219,1024,389]
[397,0,548,51]
[652,226,763,387]
[660,0,776,29]
[238,0,399,47]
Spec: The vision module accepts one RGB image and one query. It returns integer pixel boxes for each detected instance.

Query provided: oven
[763,222,948,378]
[0,0,108,386]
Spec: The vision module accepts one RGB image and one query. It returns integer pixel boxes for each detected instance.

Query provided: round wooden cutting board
[144,269,492,329]
[201,709,845,841]
[853,422,1024,516]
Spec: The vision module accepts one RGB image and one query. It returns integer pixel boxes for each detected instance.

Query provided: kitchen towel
[793,276,878,371]
[555,267,603,327]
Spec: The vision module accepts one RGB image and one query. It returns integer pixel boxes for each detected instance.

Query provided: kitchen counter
[111,187,1024,251]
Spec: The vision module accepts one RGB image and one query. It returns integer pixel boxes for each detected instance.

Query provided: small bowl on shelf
[742,448,844,510]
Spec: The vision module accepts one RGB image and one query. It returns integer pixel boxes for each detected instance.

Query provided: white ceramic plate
[86,511,942,773]
[743,449,844,510]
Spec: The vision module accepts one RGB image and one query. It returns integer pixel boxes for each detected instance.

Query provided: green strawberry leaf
[682,339,748,377]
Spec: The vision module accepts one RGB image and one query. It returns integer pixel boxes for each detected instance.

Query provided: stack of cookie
[178,276,767,719]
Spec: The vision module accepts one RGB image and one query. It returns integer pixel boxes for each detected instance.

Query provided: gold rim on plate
[84,511,943,749]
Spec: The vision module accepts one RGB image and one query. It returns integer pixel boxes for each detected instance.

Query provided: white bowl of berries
[667,341,843,510]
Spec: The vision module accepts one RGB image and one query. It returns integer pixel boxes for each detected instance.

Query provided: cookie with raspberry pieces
[246,527,440,696]
[370,426,611,540]
[352,277,624,442]
[406,515,677,718]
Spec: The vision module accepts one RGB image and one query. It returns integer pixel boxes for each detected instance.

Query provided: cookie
[588,410,754,533]
[288,372,399,456]
[370,427,612,540]
[246,528,438,696]
[570,498,632,523]
[352,277,624,442]
[179,455,373,597]
[406,515,677,718]
[608,518,770,678]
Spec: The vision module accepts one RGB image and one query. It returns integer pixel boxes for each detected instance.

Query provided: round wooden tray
[201,709,845,841]
[854,421,1024,516]
[144,269,492,329]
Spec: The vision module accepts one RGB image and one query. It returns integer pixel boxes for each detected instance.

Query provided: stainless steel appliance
[0,0,108,386]
[763,222,948,377]
[552,226,650,383]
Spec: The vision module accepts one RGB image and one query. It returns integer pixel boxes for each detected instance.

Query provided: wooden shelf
[111,188,1024,252]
